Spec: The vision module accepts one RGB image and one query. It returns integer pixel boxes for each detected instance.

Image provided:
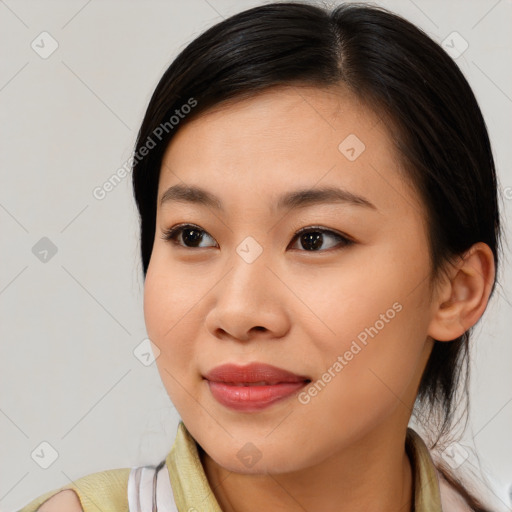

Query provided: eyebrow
[159,184,377,212]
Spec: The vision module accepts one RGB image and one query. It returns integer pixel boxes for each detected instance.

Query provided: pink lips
[203,362,311,411]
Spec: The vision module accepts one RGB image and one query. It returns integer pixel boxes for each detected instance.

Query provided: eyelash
[160,223,355,252]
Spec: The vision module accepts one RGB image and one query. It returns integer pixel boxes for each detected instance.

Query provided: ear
[427,242,496,342]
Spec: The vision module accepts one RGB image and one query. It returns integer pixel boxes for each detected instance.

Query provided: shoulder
[17,467,131,512]
[37,490,83,512]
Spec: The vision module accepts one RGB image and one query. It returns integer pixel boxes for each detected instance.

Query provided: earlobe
[427,242,495,342]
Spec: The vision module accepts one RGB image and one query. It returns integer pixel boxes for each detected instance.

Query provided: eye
[160,224,354,252]
[160,223,217,248]
[288,226,354,252]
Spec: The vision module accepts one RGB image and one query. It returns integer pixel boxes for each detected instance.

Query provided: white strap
[128,461,178,512]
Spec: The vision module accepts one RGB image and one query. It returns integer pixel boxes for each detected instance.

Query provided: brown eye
[288,227,354,252]
[161,224,217,248]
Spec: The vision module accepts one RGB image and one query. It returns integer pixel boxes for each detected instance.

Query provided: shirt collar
[406,426,443,510]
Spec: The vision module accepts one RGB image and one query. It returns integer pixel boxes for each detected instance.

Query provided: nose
[204,248,290,342]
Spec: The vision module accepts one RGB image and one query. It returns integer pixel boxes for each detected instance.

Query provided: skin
[38,490,83,512]
[142,85,495,512]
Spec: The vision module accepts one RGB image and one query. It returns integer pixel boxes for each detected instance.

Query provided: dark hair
[131,2,503,510]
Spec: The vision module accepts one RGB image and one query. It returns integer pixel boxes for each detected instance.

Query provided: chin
[203,440,313,475]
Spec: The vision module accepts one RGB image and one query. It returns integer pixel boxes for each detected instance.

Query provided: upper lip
[203,362,311,384]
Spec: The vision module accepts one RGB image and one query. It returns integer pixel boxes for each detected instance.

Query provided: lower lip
[206,380,309,411]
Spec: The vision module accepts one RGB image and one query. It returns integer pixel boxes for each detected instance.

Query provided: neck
[200,427,414,512]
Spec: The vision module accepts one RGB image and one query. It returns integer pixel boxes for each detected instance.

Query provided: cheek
[306,251,431,413]
[300,256,403,351]
[144,263,203,410]
[143,264,168,346]
[143,261,196,364]
[144,253,190,336]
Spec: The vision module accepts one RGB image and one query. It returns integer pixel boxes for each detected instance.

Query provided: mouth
[203,362,311,411]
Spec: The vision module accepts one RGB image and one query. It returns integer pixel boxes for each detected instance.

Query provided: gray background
[1,0,511,510]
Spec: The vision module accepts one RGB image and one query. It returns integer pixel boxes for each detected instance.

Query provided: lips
[203,362,311,412]
[203,362,311,385]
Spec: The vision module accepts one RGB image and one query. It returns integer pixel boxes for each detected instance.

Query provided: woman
[18,2,504,511]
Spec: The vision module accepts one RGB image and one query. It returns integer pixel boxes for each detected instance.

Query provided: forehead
[165,84,383,156]
[157,85,422,218]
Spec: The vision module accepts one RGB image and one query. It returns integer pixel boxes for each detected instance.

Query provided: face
[144,85,436,474]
